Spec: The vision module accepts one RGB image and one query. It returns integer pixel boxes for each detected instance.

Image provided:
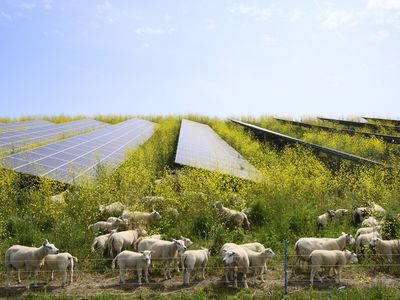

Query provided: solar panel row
[0,120,53,131]
[175,119,261,181]
[0,119,107,155]
[0,119,156,184]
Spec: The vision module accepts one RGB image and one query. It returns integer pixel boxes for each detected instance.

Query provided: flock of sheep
[4,195,399,290]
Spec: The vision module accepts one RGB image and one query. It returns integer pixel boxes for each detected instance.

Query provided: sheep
[309,250,358,286]
[293,232,355,273]
[335,208,349,218]
[356,232,381,253]
[42,252,77,287]
[369,238,400,264]
[316,210,335,230]
[91,232,115,253]
[108,228,148,258]
[112,250,153,285]
[88,218,127,235]
[5,239,59,289]
[368,202,386,215]
[361,216,379,227]
[221,243,249,288]
[241,248,275,283]
[213,201,250,230]
[50,190,69,204]
[240,242,266,253]
[122,209,161,227]
[352,206,369,225]
[181,248,211,284]
[99,201,126,217]
[355,226,382,238]
[144,196,164,208]
[136,239,187,280]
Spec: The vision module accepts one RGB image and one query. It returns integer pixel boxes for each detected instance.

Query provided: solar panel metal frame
[362,116,400,126]
[0,119,108,155]
[0,120,54,131]
[174,119,261,181]
[231,119,388,168]
[318,117,400,133]
[0,119,156,184]
[275,118,400,144]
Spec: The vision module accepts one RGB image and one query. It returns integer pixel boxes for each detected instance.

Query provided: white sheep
[88,218,127,235]
[241,247,275,283]
[42,252,77,287]
[108,228,147,258]
[355,226,382,239]
[99,201,126,217]
[181,248,211,284]
[239,242,266,253]
[91,232,114,253]
[309,249,358,286]
[112,250,152,285]
[369,237,400,263]
[144,196,164,208]
[214,201,250,230]
[221,243,249,288]
[334,209,349,218]
[122,210,161,227]
[356,232,381,253]
[316,210,335,230]
[136,239,187,280]
[368,202,386,215]
[361,216,379,227]
[5,239,59,289]
[293,232,355,273]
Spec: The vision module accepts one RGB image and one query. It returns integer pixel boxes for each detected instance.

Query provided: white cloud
[287,10,305,22]
[96,1,112,13]
[367,0,400,25]
[228,4,271,21]
[374,30,391,40]
[263,34,274,44]
[206,19,216,31]
[136,27,175,35]
[322,11,357,30]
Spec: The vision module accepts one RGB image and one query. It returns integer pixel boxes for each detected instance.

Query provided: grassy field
[0,115,400,299]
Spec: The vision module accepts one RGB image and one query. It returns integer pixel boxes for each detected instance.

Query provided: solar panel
[0,119,108,156]
[175,119,261,181]
[362,116,400,126]
[318,117,400,133]
[0,119,156,184]
[0,120,53,131]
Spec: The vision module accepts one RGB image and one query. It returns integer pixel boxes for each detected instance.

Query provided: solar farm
[0,115,399,299]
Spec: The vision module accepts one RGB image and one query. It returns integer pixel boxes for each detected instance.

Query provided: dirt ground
[0,266,399,298]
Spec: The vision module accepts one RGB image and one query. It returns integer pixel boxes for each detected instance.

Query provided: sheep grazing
[42,252,77,287]
[369,238,400,264]
[108,228,148,258]
[221,243,249,289]
[112,250,153,285]
[88,218,127,235]
[293,232,355,273]
[91,232,115,253]
[352,206,369,225]
[335,209,349,218]
[122,210,161,227]
[241,248,275,283]
[361,216,380,227]
[356,231,381,253]
[181,248,211,284]
[213,201,250,230]
[309,250,358,286]
[136,239,187,280]
[5,239,59,289]
[316,210,335,230]
[99,201,126,217]
[355,226,382,239]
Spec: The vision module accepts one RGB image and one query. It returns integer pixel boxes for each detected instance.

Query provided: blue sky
[0,0,399,118]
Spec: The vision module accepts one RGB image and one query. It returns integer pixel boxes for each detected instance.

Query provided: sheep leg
[26,270,31,289]
[201,265,206,280]
[224,266,230,284]
[260,267,265,282]
[183,268,189,284]
[51,270,54,281]
[243,272,248,288]
[33,269,39,287]
[17,269,21,284]
[137,267,142,285]
[70,267,74,284]
[144,266,149,284]
[119,269,125,285]
[6,267,12,286]
[233,268,238,289]
[62,270,67,288]
[163,260,169,280]
[336,267,342,284]
[46,271,50,285]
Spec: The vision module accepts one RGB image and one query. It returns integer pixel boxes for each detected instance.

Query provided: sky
[0,0,399,118]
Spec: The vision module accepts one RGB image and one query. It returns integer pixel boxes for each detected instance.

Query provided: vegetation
[0,115,400,298]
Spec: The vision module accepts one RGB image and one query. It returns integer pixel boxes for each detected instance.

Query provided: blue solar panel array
[175,119,261,181]
[0,119,107,156]
[0,119,156,184]
[0,120,53,131]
